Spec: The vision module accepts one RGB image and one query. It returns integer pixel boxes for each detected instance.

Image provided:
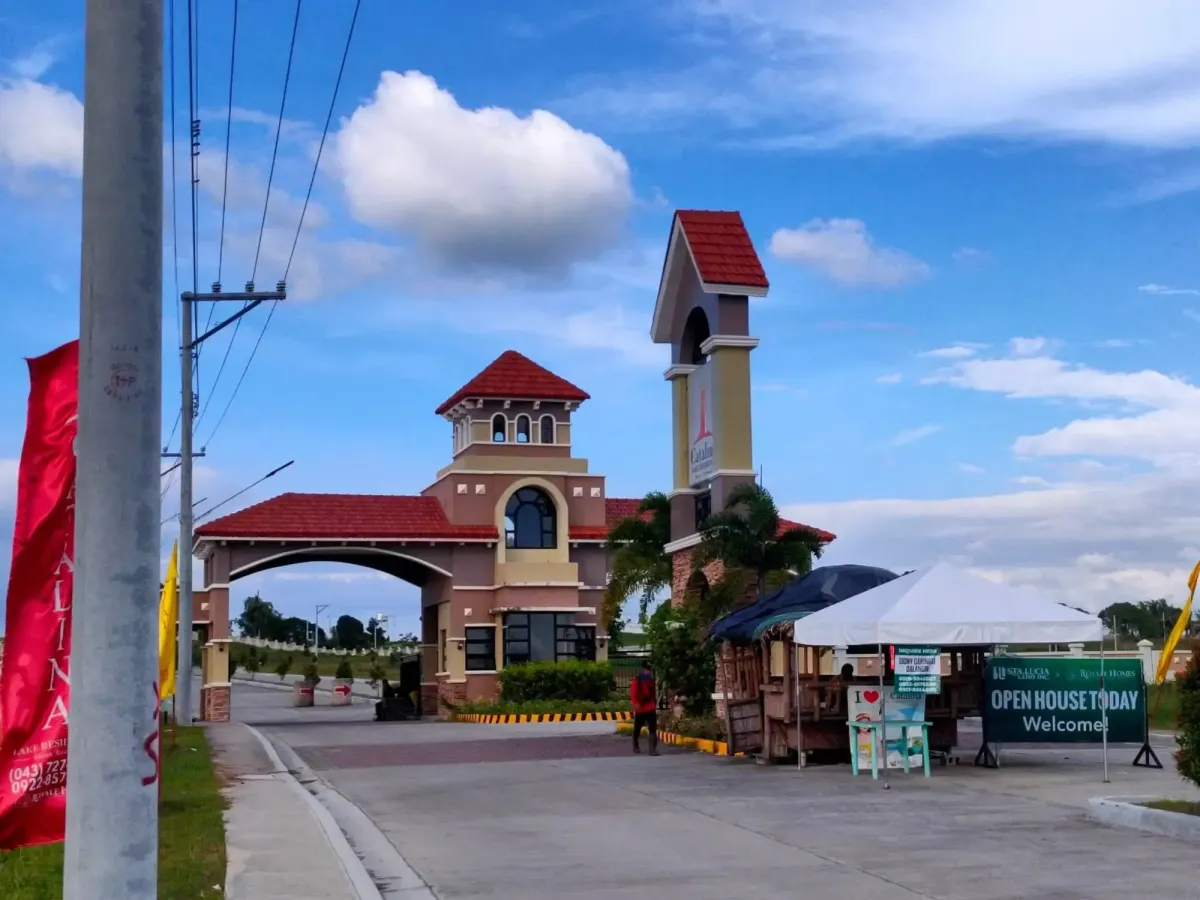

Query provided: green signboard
[895,646,941,695]
[983,657,1146,744]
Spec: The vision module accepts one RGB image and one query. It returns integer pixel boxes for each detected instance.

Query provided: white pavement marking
[243,723,392,900]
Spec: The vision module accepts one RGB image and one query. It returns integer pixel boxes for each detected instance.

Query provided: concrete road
[234,684,1200,900]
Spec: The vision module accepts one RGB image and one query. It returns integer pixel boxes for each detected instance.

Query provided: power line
[251,0,303,283]
[216,0,239,288]
[194,460,294,523]
[285,0,362,281]
[186,0,202,410]
[206,0,360,449]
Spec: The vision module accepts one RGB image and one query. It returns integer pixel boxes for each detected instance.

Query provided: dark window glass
[465,626,496,672]
[539,415,555,444]
[492,414,507,443]
[503,613,595,664]
[516,415,531,443]
[694,490,712,530]
[504,487,557,549]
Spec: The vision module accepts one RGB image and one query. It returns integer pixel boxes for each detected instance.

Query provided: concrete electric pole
[64,1,163,897]
[173,284,284,725]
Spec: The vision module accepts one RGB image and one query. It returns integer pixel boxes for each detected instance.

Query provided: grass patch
[233,643,392,679]
[1142,799,1200,817]
[450,698,632,716]
[1149,681,1182,731]
[0,726,227,900]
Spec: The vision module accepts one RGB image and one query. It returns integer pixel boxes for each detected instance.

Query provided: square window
[465,626,496,672]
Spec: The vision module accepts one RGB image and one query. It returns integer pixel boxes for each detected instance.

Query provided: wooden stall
[719,623,987,761]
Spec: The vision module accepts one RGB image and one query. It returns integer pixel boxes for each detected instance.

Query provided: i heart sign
[863,690,880,704]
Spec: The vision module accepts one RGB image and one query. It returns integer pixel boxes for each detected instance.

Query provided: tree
[645,601,715,717]
[236,594,284,640]
[366,617,388,646]
[1100,599,1189,642]
[333,615,368,651]
[1175,647,1200,787]
[694,483,825,611]
[603,491,672,628]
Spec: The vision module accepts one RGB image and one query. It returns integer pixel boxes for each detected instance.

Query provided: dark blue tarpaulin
[709,564,900,644]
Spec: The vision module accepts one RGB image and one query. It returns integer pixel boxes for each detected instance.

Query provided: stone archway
[195,538,456,721]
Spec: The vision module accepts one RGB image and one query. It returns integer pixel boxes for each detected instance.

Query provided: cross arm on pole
[183,284,287,349]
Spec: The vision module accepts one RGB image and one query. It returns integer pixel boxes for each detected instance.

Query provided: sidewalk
[207,722,362,900]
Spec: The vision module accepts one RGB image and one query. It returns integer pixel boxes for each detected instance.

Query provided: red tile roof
[780,518,837,544]
[194,493,497,540]
[435,350,591,415]
[676,210,769,290]
[604,497,644,524]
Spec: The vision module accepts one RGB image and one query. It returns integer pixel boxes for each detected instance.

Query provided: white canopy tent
[790,562,1109,783]
[790,562,1103,647]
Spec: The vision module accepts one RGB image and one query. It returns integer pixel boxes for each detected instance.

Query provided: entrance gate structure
[192,350,645,722]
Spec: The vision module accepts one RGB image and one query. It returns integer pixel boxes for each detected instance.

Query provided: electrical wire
[251,0,303,283]
[186,0,202,413]
[194,461,294,523]
[195,0,242,430]
[205,0,360,450]
[164,0,184,454]
[284,0,362,281]
[216,0,239,288]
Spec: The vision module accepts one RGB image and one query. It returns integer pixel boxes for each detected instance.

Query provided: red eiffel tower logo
[694,389,713,441]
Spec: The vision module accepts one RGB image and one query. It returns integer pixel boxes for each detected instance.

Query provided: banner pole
[1100,642,1109,784]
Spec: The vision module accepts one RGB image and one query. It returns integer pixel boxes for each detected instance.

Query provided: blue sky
[4,1,1200,633]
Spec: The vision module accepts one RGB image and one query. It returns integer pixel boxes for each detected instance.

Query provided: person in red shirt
[629,660,659,755]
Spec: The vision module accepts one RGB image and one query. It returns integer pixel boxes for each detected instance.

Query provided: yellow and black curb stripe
[615,722,739,757]
[450,711,633,724]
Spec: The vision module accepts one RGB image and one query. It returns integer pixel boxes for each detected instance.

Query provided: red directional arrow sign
[333,684,351,698]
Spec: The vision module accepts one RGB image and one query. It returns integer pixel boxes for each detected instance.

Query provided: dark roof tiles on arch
[435,350,590,416]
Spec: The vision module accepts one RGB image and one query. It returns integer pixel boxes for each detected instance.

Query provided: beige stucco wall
[711,347,753,472]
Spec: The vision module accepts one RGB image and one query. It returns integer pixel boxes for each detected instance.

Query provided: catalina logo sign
[688,362,717,485]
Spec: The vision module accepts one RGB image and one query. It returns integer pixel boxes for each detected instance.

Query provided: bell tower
[650,210,768,590]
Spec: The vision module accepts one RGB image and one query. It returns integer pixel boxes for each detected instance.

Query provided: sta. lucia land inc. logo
[690,387,714,469]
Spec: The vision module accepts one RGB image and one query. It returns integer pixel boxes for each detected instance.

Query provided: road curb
[451,711,632,724]
[615,722,736,756]
[241,724,388,900]
[1088,796,1200,842]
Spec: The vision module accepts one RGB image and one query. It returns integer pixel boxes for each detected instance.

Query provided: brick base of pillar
[201,685,231,723]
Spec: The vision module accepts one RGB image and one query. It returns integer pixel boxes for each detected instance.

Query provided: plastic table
[848,719,932,779]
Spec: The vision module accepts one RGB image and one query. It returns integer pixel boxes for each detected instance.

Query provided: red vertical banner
[0,340,78,850]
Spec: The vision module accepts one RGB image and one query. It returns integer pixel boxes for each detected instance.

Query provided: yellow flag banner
[158,541,180,700]
[1155,560,1199,685]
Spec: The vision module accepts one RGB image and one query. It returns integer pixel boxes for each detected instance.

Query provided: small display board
[894,646,941,696]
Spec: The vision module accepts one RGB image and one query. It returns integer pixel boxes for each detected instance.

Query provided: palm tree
[603,491,672,629]
[695,483,826,603]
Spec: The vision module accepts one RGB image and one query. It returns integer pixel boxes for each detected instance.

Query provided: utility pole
[174,284,285,725]
[64,1,162,898]
[314,603,329,657]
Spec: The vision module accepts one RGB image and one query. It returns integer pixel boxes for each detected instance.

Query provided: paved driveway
[234,684,1200,900]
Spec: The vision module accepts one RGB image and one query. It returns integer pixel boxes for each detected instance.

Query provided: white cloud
[674,0,1200,149]
[957,463,985,474]
[889,424,941,447]
[919,344,983,360]
[0,77,82,178]
[333,71,632,274]
[1139,283,1200,296]
[1009,336,1051,357]
[769,219,929,288]
[876,372,902,384]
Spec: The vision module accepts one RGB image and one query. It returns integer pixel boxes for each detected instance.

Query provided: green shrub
[454,698,631,716]
[1176,647,1200,788]
[499,660,615,703]
[645,602,716,717]
[275,655,293,681]
[303,663,321,687]
[335,659,354,680]
[661,713,725,741]
[244,651,261,675]
[367,662,387,687]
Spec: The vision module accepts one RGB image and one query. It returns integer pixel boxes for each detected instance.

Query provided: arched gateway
[191,350,645,721]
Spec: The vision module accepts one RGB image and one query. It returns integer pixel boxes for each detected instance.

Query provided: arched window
[491,414,507,443]
[504,487,557,549]
[516,415,531,443]
[539,415,555,445]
